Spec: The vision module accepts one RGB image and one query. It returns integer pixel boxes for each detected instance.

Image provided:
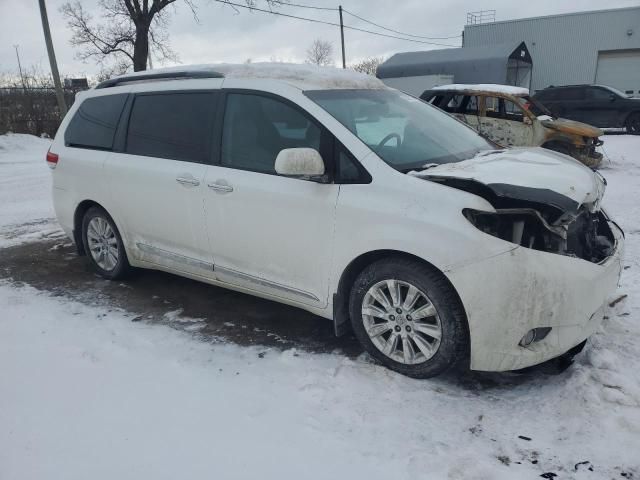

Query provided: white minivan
[49,64,624,378]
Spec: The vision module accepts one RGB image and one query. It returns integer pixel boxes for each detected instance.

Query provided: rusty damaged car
[421,84,604,168]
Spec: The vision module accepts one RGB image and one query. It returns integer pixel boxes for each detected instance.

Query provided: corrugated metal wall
[463,7,640,92]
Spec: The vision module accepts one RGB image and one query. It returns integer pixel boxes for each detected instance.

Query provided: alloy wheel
[361,279,442,365]
[86,216,119,272]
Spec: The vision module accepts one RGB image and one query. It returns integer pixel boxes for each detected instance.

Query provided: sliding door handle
[207,181,234,193]
[176,176,200,187]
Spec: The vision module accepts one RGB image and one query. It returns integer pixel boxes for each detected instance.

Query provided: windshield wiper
[400,163,439,174]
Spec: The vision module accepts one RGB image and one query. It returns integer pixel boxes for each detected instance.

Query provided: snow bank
[0,134,60,247]
[431,84,530,96]
[104,62,386,90]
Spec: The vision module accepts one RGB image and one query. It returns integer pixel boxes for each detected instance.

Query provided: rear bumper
[447,220,624,372]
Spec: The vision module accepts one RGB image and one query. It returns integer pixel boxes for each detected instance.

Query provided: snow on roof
[106,63,386,91]
[431,84,530,96]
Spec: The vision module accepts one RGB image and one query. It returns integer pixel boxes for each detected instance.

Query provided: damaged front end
[541,119,605,169]
[462,206,615,263]
[428,176,618,264]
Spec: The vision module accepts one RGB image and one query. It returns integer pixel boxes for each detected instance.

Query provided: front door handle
[207,181,234,194]
[176,176,200,187]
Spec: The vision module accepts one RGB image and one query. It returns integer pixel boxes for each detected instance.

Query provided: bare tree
[351,56,385,76]
[305,39,334,67]
[62,0,285,73]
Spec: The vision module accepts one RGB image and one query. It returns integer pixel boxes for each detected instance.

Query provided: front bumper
[447,220,624,372]
[577,149,603,169]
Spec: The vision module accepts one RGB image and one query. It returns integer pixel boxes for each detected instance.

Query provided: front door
[580,86,620,128]
[106,91,218,277]
[478,96,535,147]
[203,91,339,307]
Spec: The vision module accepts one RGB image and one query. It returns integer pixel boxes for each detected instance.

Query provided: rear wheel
[349,258,469,378]
[626,112,640,135]
[82,206,131,280]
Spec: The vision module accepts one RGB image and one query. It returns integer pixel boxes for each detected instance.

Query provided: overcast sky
[1,0,637,77]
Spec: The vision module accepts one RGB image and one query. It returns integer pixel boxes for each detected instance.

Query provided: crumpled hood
[541,117,604,138]
[412,147,606,217]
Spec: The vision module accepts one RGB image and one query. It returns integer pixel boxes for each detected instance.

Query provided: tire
[349,257,469,378]
[81,206,131,280]
[626,112,640,135]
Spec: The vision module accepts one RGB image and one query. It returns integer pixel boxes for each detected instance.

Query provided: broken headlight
[463,208,566,252]
[463,208,616,263]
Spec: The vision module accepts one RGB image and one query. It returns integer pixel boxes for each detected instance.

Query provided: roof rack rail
[95,70,224,89]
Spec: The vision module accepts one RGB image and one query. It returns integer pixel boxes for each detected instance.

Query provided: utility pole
[338,5,346,69]
[38,0,67,116]
[13,45,27,91]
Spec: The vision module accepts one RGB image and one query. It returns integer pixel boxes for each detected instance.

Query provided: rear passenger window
[535,89,555,101]
[560,88,585,101]
[126,93,215,163]
[465,96,479,113]
[221,93,321,174]
[65,94,127,150]
[443,94,465,113]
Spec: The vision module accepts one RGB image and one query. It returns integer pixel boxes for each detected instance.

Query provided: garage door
[595,49,640,97]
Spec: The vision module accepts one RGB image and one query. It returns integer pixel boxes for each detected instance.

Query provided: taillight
[46,149,59,169]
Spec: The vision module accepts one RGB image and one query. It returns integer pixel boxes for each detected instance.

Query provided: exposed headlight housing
[463,208,615,263]
[463,208,566,251]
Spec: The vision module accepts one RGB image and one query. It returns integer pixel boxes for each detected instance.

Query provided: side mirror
[275,148,327,181]
[609,94,617,102]
[523,116,532,125]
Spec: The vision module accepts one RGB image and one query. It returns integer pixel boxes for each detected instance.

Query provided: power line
[214,0,459,47]
[341,8,462,40]
[275,1,462,41]
[279,1,336,11]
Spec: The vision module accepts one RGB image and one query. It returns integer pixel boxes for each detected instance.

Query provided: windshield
[305,89,493,172]
[517,95,553,117]
[601,85,629,98]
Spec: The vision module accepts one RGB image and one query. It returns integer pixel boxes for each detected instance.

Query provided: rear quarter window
[64,94,128,150]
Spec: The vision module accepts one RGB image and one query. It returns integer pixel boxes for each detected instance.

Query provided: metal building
[377,42,533,95]
[462,6,640,95]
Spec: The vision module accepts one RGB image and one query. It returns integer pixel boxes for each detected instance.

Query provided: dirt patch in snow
[0,238,361,356]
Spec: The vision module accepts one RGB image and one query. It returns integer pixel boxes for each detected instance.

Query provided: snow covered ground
[1,133,639,479]
[0,134,62,248]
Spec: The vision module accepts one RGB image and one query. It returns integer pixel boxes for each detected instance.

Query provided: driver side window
[221,93,322,174]
[587,88,613,101]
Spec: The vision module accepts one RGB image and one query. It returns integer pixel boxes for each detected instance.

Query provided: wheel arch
[73,200,122,255]
[625,110,640,132]
[333,249,468,339]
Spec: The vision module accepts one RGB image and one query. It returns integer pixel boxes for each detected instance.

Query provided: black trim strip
[95,71,224,89]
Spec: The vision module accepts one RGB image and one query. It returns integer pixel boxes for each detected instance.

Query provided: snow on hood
[411,147,606,210]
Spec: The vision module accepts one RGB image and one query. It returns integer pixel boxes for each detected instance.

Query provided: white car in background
[48,64,623,378]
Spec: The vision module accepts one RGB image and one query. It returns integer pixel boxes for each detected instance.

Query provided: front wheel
[349,258,469,378]
[626,112,640,135]
[82,206,131,280]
